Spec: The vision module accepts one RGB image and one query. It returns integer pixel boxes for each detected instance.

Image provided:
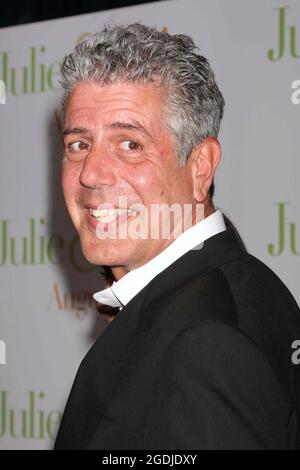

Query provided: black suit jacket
[54,220,300,450]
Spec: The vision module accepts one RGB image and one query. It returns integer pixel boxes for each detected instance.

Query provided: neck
[111,266,130,281]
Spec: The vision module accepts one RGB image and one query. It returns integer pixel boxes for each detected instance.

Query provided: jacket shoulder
[162,266,239,330]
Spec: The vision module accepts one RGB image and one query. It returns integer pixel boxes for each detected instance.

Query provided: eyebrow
[62,121,153,142]
[61,127,90,138]
[108,120,153,141]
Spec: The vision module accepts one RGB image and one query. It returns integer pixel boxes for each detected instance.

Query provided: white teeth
[96,214,118,223]
[89,207,136,222]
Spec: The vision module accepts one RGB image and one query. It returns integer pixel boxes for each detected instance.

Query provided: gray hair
[60,23,225,197]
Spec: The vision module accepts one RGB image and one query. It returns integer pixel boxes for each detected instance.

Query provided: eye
[119,140,142,151]
[67,141,90,153]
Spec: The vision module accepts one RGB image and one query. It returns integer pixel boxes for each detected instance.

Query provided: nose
[79,146,117,188]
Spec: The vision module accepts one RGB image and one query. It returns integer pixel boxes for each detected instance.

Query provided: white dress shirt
[93,209,226,310]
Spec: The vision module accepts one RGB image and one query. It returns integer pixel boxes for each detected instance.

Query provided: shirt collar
[93,209,226,309]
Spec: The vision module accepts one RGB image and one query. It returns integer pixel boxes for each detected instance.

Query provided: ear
[189,137,221,202]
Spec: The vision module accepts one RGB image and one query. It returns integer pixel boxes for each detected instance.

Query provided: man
[54,23,300,450]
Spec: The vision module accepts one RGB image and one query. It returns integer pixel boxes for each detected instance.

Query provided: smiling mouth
[89,207,137,223]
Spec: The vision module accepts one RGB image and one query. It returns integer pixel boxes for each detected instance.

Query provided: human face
[61,80,195,275]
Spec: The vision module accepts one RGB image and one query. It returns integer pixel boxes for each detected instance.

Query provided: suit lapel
[134,222,245,333]
[112,223,245,387]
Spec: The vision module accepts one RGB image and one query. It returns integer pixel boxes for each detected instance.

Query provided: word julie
[0,390,61,440]
[268,6,300,61]
[0,47,60,98]
[0,218,94,272]
[268,202,299,256]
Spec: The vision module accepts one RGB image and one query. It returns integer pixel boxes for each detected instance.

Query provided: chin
[79,237,131,267]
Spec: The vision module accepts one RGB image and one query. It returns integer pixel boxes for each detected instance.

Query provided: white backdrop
[0,0,299,449]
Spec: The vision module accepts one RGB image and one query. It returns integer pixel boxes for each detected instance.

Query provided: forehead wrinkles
[65,88,167,142]
[67,80,166,114]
